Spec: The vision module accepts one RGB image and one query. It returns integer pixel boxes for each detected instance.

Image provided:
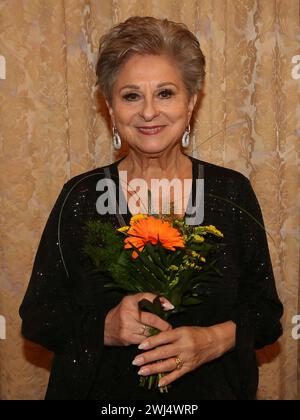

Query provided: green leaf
[182,296,201,306]
[167,248,184,266]
[156,242,170,266]
[132,259,165,293]
[129,243,167,287]
[145,243,165,271]
[138,297,165,319]
[129,266,159,293]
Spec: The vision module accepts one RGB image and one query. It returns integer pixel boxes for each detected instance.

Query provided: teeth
[139,127,163,134]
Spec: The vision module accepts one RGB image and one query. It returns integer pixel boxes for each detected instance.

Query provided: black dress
[19,155,283,400]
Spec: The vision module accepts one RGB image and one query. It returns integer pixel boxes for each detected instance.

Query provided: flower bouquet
[83,212,224,393]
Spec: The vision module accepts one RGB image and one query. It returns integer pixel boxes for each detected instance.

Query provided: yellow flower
[191,251,200,258]
[130,214,148,225]
[193,235,205,242]
[200,257,206,262]
[170,278,179,288]
[193,225,224,238]
[205,225,224,237]
[169,265,179,271]
[117,226,130,233]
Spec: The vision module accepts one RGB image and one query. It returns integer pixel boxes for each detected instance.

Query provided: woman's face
[107,54,197,156]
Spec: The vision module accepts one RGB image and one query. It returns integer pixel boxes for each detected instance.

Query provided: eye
[158,89,174,99]
[122,92,140,101]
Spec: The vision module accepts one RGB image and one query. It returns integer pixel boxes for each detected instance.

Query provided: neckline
[110,154,197,224]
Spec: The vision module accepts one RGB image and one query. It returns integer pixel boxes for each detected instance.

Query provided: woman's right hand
[104,293,173,346]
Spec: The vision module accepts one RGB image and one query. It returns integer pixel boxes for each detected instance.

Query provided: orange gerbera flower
[124,215,185,259]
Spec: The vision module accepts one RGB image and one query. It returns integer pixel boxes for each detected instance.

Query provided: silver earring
[181,125,191,148]
[112,126,122,150]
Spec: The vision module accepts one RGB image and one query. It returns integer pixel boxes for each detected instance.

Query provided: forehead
[114,54,184,86]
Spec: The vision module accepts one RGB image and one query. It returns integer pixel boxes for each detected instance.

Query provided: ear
[187,93,198,118]
[105,99,115,126]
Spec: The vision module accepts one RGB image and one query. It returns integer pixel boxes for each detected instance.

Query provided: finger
[120,316,145,335]
[159,297,175,311]
[158,367,188,388]
[138,328,178,351]
[133,293,174,312]
[135,292,159,303]
[140,311,171,333]
[130,333,149,345]
[138,323,152,338]
[137,357,177,376]
[128,293,165,322]
[118,319,149,345]
[138,293,174,311]
[133,343,176,366]
[123,323,151,345]
[124,293,157,315]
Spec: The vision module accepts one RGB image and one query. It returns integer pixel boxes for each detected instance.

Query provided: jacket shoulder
[63,162,116,191]
[190,156,250,186]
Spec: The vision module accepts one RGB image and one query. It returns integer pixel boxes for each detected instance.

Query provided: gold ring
[175,355,183,370]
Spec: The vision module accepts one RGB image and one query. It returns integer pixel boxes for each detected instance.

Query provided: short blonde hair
[96,16,205,103]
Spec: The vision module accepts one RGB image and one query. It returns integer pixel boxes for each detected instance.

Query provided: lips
[137,126,166,135]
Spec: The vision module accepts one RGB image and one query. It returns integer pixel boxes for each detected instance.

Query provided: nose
[139,96,159,121]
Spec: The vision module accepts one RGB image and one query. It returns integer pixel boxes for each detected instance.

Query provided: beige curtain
[0,0,299,400]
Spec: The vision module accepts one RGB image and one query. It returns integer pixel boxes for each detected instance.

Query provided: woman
[20,16,283,400]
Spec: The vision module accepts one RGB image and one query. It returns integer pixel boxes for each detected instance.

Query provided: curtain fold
[0,0,299,399]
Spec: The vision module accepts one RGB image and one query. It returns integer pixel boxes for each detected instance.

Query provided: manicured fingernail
[158,380,166,387]
[132,356,144,366]
[138,341,149,350]
[138,368,150,376]
[162,302,175,310]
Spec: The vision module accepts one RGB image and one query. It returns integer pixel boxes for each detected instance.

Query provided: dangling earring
[181,124,191,148]
[112,126,122,150]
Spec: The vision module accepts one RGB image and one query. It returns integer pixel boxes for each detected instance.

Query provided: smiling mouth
[136,126,166,135]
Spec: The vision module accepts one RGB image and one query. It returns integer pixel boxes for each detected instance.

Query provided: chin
[135,147,169,156]
[134,142,172,155]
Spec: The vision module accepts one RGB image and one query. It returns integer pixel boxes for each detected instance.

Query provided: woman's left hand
[132,321,236,387]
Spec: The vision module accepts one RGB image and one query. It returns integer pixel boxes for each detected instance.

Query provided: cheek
[114,104,137,125]
[167,107,190,126]
[163,100,190,121]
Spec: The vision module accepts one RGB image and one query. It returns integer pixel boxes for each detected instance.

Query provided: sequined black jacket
[19,155,283,400]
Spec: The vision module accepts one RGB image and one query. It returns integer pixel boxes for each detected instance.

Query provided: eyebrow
[120,82,177,91]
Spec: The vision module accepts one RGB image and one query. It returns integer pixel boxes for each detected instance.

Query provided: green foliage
[138,296,165,319]
[83,220,123,269]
